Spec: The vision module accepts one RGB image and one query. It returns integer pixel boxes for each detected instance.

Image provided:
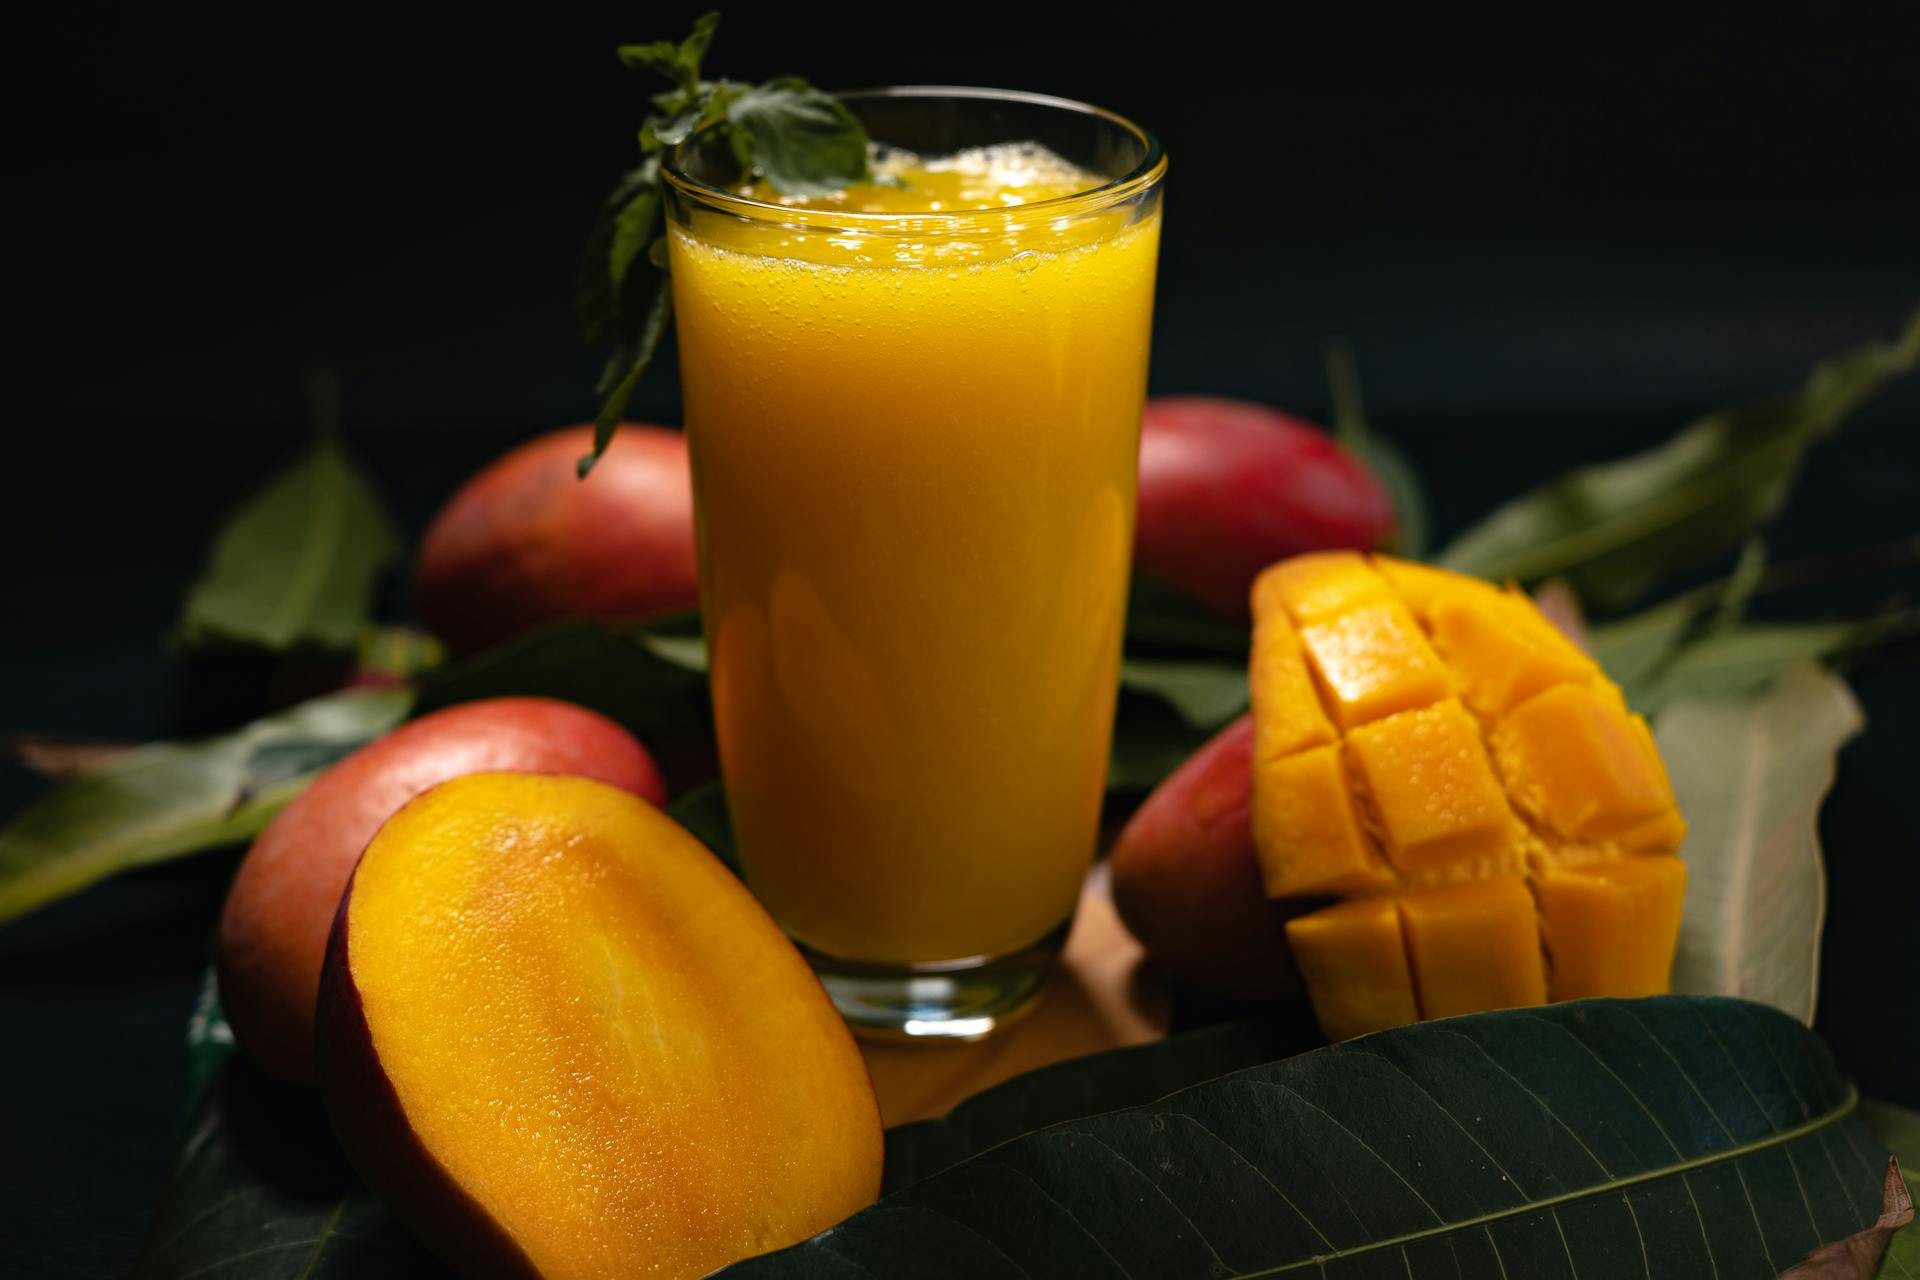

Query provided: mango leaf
[1438,309,1920,610]
[883,1015,1321,1195]
[133,1059,443,1280]
[1660,663,1864,1024]
[724,997,1894,1278]
[1640,618,1905,715]
[1118,656,1249,731]
[412,620,714,781]
[1125,575,1252,657]
[1327,342,1431,560]
[179,438,401,652]
[0,687,410,923]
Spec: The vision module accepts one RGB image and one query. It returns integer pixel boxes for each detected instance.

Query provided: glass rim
[661,85,1166,233]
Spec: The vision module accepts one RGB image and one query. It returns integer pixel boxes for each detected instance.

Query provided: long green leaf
[0,688,411,923]
[1660,663,1864,1024]
[1438,310,1920,609]
[725,997,1892,1277]
[179,438,401,652]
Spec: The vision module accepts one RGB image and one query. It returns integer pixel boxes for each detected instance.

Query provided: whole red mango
[1109,713,1303,999]
[1135,397,1395,618]
[416,424,698,654]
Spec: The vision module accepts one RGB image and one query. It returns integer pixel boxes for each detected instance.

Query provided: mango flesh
[1252,552,1688,1040]
[317,772,882,1280]
[217,696,667,1082]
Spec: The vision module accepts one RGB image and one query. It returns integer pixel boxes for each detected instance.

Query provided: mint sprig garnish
[576,12,874,477]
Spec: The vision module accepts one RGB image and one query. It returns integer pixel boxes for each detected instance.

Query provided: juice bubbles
[668,130,1163,987]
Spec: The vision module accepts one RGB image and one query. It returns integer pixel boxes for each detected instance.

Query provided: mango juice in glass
[663,89,1165,1037]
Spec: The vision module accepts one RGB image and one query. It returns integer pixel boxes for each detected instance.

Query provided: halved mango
[317,772,882,1280]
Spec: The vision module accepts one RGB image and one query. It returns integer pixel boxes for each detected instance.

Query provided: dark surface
[4,4,1918,1275]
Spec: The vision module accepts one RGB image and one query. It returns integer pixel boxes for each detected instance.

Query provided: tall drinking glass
[663,89,1165,1038]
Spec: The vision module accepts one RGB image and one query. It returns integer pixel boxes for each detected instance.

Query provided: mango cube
[1536,858,1687,1000]
[1398,878,1547,1019]
[1285,897,1420,1042]
[1253,551,1392,624]
[1429,589,1596,718]
[1375,555,1497,623]
[1249,607,1335,763]
[1347,701,1522,877]
[1298,603,1452,730]
[1494,683,1676,840]
[1251,745,1392,896]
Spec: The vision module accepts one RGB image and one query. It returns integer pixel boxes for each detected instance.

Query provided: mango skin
[317,773,883,1280]
[1109,714,1304,999]
[216,697,666,1082]
[416,424,698,654]
[1135,398,1394,619]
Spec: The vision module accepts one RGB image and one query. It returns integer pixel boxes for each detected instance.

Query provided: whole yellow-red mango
[1109,713,1304,999]
[216,697,666,1082]
[416,424,698,654]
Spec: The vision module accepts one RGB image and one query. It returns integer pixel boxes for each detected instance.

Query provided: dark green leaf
[724,997,1895,1278]
[883,1015,1322,1194]
[414,620,712,776]
[1118,656,1249,730]
[1107,686,1217,793]
[0,688,410,923]
[1125,575,1253,657]
[664,780,739,875]
[178,438,401,653]
[134,1059,446,1280]
[1439,309,1920,609]
[726,79,872,196]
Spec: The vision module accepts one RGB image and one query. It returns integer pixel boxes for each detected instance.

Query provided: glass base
[801,920,1071,1042]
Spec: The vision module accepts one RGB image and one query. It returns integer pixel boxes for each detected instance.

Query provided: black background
[4,4,1917,1275]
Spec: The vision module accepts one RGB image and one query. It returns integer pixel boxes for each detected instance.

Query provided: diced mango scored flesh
[1535,858,1687,1001]
[1347,701,1523,878]
[1250,554,1688,1040]
[1285,897,1420,1043]
[1251,746,1393,896]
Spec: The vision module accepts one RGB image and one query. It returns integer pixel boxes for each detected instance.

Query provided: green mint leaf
[577,161,659,345]
[178,437,400,653]
[678,11,720,78]
[726,78,872,196]
[617,45,698,96]
[608,186,662,294]
[583,286,673,477]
